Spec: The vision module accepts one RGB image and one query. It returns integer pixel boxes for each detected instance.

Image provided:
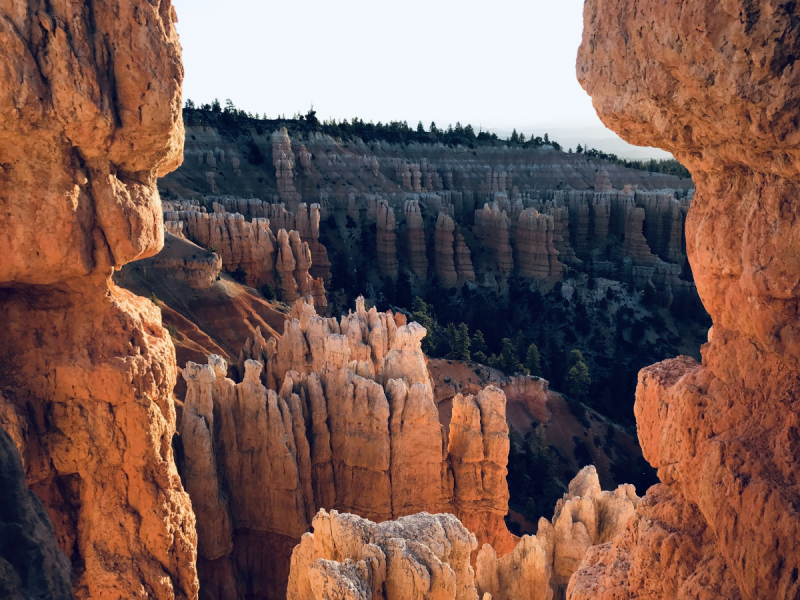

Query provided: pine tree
[472,330,488,364]
[497,338,524,375]
[510,128,519,143]
[417,121,425,133]
[411,297,438,355]
[566,351,592,402]
[525,343,543,377]
[448,323,471,361]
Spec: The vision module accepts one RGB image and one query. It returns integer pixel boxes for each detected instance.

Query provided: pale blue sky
[172,1,670,158]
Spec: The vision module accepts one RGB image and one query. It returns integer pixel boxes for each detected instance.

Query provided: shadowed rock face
[0,424,73,600]
[571,2,800,599]
[0,2,198,598]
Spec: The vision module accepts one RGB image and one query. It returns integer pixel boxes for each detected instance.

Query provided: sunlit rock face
[0,1,199,598]
[571,2,800,599]
[180,298,516,598]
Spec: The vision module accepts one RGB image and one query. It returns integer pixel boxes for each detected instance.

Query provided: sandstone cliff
[570,2,800,599]
[474,202,514,279]
[163,121,694,299]
[0,1,198,597]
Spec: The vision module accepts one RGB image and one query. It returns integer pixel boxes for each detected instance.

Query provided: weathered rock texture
[473,465,638,600]
[454,227,476,284]
[0,1,199,597]
[0,424,73,600]
[180,298,515,598]
[570,2,800,599]
[287,510,480,600]
[283,466,638,600]
[272,127,302,210]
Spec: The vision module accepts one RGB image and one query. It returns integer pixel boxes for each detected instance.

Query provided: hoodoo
[570,1,800,599]
[0,1,198,598]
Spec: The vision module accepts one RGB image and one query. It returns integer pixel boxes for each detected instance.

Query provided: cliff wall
[569,2,800,599]
[0,1,198,597]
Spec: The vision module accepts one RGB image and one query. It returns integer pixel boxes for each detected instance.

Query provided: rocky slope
[0,1,198,598]
[567,2,800,599]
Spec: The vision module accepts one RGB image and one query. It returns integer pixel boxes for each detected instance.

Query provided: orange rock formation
[569,2,800,599]
[180,298,516,598]
[0,1,198,597]
[281,465,639,600]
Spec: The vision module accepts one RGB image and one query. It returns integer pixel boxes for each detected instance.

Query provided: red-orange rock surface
[0,1,198,597]
[570,2,800,599]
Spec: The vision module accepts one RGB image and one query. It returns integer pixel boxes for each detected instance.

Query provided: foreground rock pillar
[0,2,198,598]
[571,2,800,599]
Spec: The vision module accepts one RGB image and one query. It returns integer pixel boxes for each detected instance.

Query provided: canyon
[1,1,796,600]
[162,119,695,305]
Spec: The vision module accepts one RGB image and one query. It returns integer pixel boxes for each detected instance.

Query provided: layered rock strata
[131,232,222,290]
[202,198,332,284]
[454,227,476,284]
[594,169,613,192]
[0,1,199,597]
[570,1,800,599]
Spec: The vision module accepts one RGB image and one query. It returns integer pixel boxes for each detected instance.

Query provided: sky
[173,0,670,159]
